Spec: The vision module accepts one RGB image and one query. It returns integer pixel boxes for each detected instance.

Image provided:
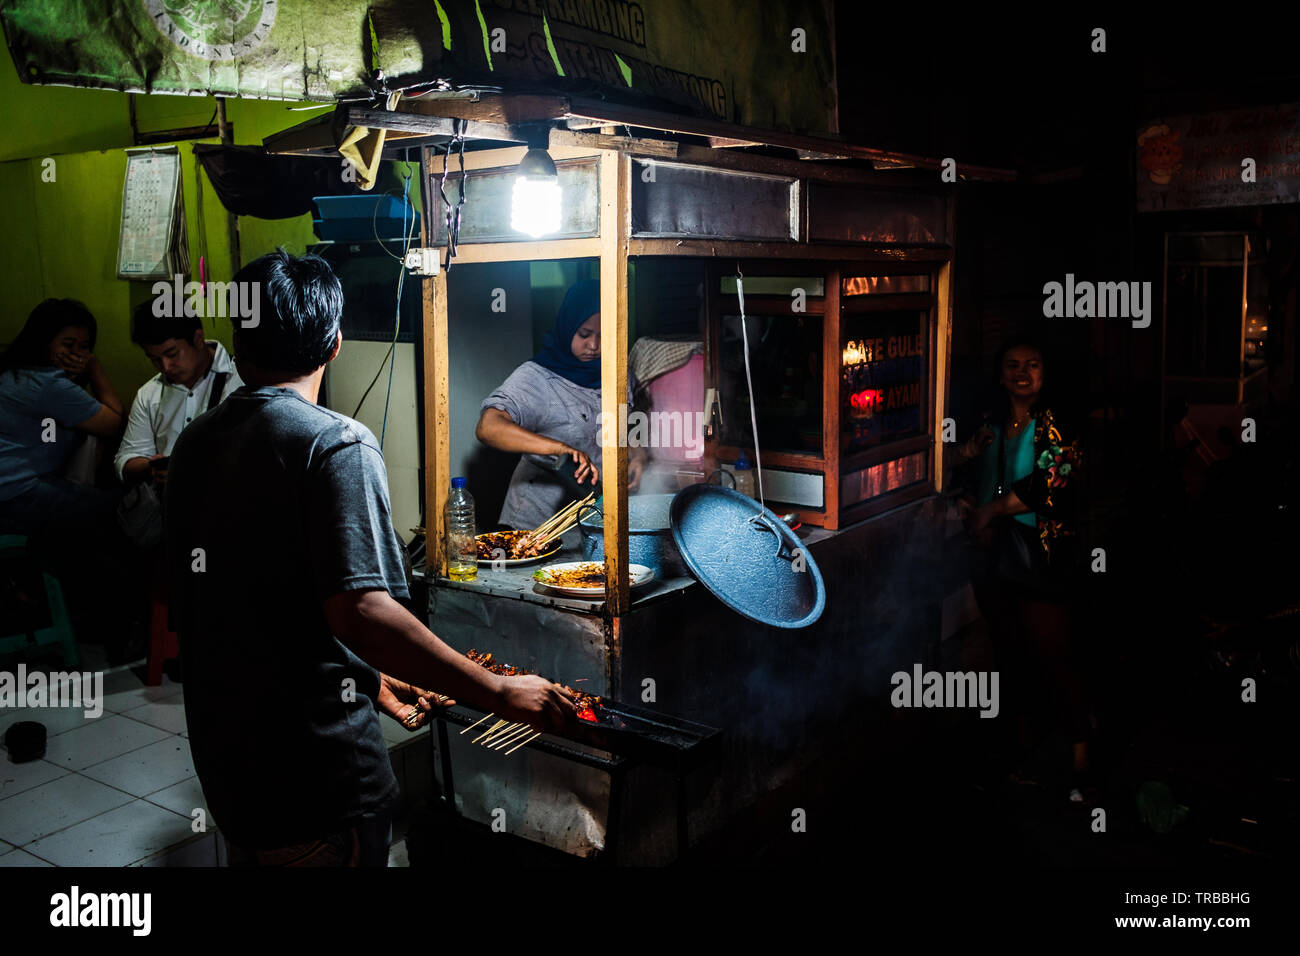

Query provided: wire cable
[736,274,766,510]
[351,169,418,429]
[371,186,411,261]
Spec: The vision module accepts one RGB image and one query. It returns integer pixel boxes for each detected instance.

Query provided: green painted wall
[0,53,322,408]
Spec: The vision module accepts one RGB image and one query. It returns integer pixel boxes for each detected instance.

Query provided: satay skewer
[478,721,521,745]
[490,725,535,750]
[529,493,595,539]
[531,510,589,549]
[472,719,508,744]
[529,499,590,542]
[461,712,494,735]
[528,502,578,539]
[504,731,542,755]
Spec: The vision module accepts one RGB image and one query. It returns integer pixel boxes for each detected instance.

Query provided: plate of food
[476,530,562,567]
[532,561,655,597]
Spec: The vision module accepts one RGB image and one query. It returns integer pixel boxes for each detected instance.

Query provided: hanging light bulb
[511,147,561,237]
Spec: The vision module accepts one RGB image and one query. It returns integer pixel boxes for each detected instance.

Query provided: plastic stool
[146,558,179,686]
[0,535,80,668]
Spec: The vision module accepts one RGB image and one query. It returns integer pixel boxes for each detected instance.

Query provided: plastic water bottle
[732,451,756,498]
[446,476,478,581]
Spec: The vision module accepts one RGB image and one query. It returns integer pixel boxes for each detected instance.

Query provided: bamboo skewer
[527,493,595,544]
[490,724,534,750]
[483,722,527,745]
[529,507,569,539]
[461,712,494,735]
[504,731,542,755]
[531,515,584,549]
[537,493,591,533]
[478,722,519,744]
[531,497,595,550]
[472,719,508,744]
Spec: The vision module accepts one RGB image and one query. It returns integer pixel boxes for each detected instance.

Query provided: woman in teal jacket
[956,339,1090,802]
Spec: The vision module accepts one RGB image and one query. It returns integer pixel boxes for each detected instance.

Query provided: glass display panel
[719,313,823,454]
[840,311,927,452]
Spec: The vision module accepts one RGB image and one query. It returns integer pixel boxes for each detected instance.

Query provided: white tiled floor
[0,752,68,800]
[1,659,425,867]
[1,662,217,867]
[0,848,53,866]
[43,714,172,772]
[0,774,135,846]
[119,699,188,736]
[25,799,195,867]
[142,776,208,821]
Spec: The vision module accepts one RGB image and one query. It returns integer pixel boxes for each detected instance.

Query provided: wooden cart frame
[267,94,1009,616]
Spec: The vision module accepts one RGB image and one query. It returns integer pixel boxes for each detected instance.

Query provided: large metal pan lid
[669,484,825,629]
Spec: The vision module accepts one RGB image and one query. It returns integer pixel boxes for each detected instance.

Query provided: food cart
[0,0,1008,861]
[262,88,1016,860]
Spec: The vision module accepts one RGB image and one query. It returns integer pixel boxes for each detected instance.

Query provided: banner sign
[1137,103,1300,211]
[0,0,838,134]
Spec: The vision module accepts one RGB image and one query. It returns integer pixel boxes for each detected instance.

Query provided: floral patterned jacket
[1009,407,1082,559]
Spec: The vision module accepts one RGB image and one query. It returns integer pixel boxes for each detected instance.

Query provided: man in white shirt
[115,305,243,483]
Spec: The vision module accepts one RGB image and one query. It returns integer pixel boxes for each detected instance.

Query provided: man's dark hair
[131,301,203,347]
[231,250,342,375]
[0,299,98,374]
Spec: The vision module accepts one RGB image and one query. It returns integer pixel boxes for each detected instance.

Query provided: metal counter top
[423,529,699,616]
[418,513,849,618]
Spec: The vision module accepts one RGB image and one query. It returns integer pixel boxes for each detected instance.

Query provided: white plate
[532,562,655,597]
[476,532,562,567]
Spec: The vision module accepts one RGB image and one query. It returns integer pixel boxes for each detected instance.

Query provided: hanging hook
[736,261,743,281]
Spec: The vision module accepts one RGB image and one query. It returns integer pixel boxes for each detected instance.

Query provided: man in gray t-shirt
[168,384,411,849]
[166,251,575,864]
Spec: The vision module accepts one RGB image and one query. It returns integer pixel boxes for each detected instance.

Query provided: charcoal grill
[430,685,721,861]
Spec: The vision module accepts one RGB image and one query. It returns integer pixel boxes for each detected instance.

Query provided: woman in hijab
[476,279,643,530]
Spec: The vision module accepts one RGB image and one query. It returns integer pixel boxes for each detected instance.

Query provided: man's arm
[323,588,575,731]
[376,673,451,731]
[114,385,161,482]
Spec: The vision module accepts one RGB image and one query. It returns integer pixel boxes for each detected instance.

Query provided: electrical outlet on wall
[403,248,440,276]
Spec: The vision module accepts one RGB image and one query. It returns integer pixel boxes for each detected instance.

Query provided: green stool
[0,534,80,668]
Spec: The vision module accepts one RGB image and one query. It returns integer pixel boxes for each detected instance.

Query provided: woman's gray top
[480,361,606,529]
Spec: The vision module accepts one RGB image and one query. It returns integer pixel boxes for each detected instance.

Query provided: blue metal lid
[669,484,825,629]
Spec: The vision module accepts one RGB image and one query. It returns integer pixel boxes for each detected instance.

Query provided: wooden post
[215,98,241,273]
[599,150,631,614]
[421,147,451,578]
[934,259,953,494]
[821,266,841,530]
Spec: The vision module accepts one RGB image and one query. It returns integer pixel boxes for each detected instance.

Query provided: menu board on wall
[1137,104,1300,212]
[117,147,189,280]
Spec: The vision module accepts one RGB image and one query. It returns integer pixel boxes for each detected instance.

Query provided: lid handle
[747,511,795,561]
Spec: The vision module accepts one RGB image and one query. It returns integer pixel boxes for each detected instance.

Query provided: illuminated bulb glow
[511,176,561,237]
